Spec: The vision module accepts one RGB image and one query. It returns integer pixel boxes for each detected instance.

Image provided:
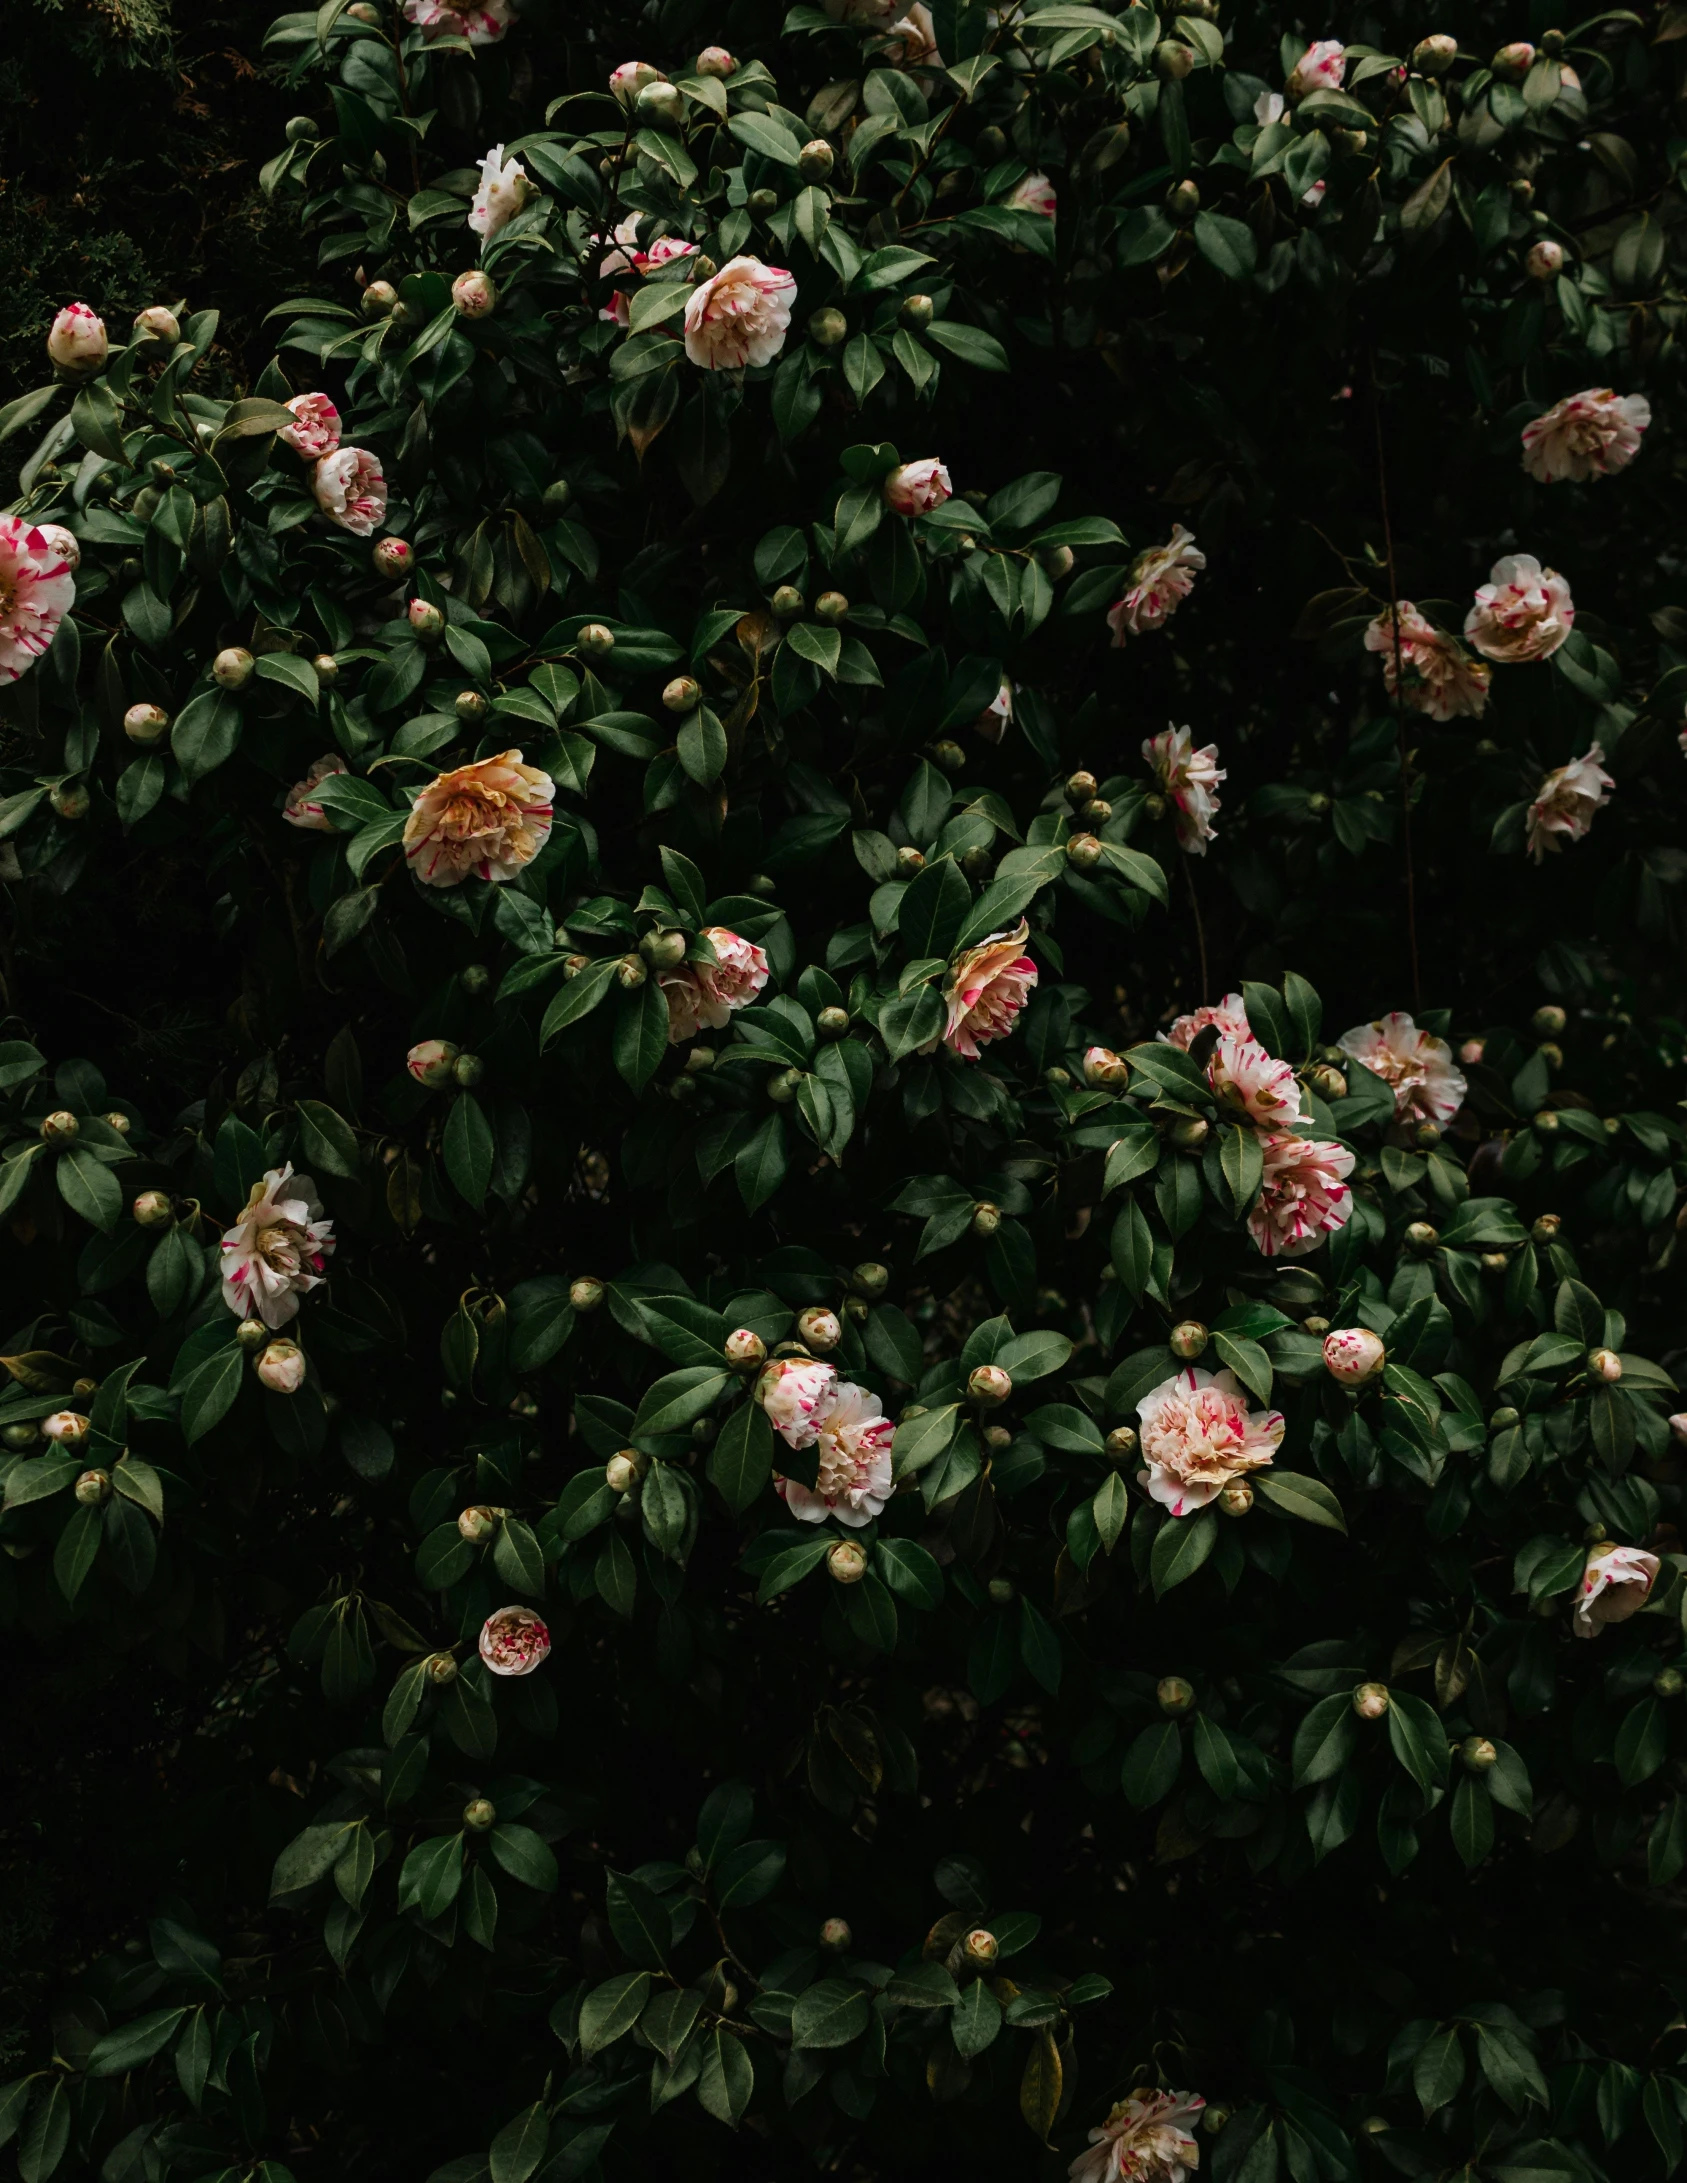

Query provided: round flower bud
[1040,543,1076,579]
[119,698,172,751]
[815,592,849,623]
[661,675,701,715]
[1105,1426,1138,1463]
[1588,1348,1623,1383]
[578,623,616,658]
[50,783,89,822]
[255,1339,306,1395]
[361,279,398,319]
[852,1263,890,1299]
[748,187,779,215]
[1170,1117,1209,1152]
[1491,39,1535,78]
[637,79,684,126]
[1080,798,1113,827]
[895,846,926,875]
[1526,238,1565,280]
[1352,1681,1391,1721]
[1653,1667,1685,1700]
[132,1188,174,1229]
[452,1053,485,1089]
[311,655,340,687]
[72,1378,97,1403]
[1308,1064,1347,1100]
[1157,1675,1196,1716]
[463,1797,497,1831]
[74,1468,113,1508]
[235,1317,271,1352]
[1538,1042,1563,1071]
[683,1046,715,1075]
[968,1364,1012,1407]
[1403,1222,1439,1255]
[639,929,689,971]
[133,305,182,349]
[1066,771,1099,802]
[460,964,491,996]
[797,1307,842,1353]
[1413,32,1458,72]
[816,1006,850,1040]
[971,1201,1002,1239]
[1,1423,35,1451]
[458,1504,500,1543]
[799,139,835,180]
[1083,1047,1128,1088]
[1218,1481,1254,1517]
[1066,833,1103,870]
[1156,38,1194,77]
[725,1328,767,1371]
[406,598,444,641]
[803,306,850,353]
[47,303,108,375]
[1165,178,1201,222]
[212,647,255,691]
[605,1453,639,1494]
[1169,1321,1208,1362]
[768,1067,801,1104]
[931,739,966,774]
[1323,1327,1386,1384]
[1203,2108,1232,2136]
[1531,1004,1567,1039]
[452,270,497,318]
[285,115,319,142]
[828,1538,869,1585]
[962,1928,998,1968]
[1304,1316,1331,1335]
[616,955,648,991]
[372,537,412,579]
[771,584,806,618]
[40,1411,90,1448]
[41,1111,79,1145]
[1460,1735,1498,1774]
[696,45,738,76]
[818,1915,852,1952]
[570,1276,606,1312]
[407,1039,460,1090]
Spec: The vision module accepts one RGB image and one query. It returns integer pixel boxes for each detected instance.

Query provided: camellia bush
[5,0,1687,2176]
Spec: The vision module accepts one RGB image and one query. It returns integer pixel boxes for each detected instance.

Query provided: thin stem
[1368,352,1422,1013]
[1182,854,1209,999]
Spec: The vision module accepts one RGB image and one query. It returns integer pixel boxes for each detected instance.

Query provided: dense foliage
[3,0,1687,2177]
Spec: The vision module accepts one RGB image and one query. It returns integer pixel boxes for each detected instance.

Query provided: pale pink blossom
[282,753,349,832]
[683,256,797,370]
[255,1339,307,1395]
[470,144,531,250]
[1107,526,1205,644]
[758,1357,840,1450]
[1337,1011,1467,1126]
[403,749,555,887]
[1287,38,1346,98]
[662,927,770,1041]
[609,60,666,103]
[1006,171,1057,219]
[1323,1327,1386,1384]
[1208,1036,1302,1128]
[777,1381,896,1526]
[1163,992,1251,1051]
[1364,602,1491,721]
[882,2,942,65]
[1525,238,1565,281]
[659,966,707,1044]
[279,393,342,461]
[1136,1369,1283,1517]
[34,524,79,574]
[1458,1038,1485,1066]
[1527,744,1613,862]
[407,1038,460,1088]
[935,920,1037,1061]
[1143,725,1224,855]
[598,230,698,323]
[220,1164,336,1328]
[47,303,107,375]
[1248,1132,1355,1258]
[1254,90,1286,124]
[479,1604,552,1675]
[975,677,1014,743]
[883,459,952,516]
[0,518,76,684]
[1521,388,1650,484]
[1572,1542,1659,1638]
[1464,553,1574,664]
[1070,2088,1206,2183]
[313,446,388,537]
[403,0,513,41]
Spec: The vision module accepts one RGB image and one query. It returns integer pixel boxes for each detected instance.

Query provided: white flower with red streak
[1521,388,1650,484]
[1006,171,1057,218]
[1144,725,1224,855]
[1248,1132,1355,1258]
[1070,2088,1206,2183]
[479,1605,552,1675]
[1107,527,1205,644]
[283,753,349,832]
[220,1164,336,1328]
[777,1381,896,1526]
[0,518,76,685]
[1136,1370,1283,1517]
[279,393,342,461]
[1323,1327,1385,1384]
[1208,1036,1303,1128]
[313,447,388,537]
[883,459,952,516]
[1162,992,1251,1050]
[1572,1542,1659,1637]
[683,256,798,371]
[598,230,698,323]
[470,144,531,250]
[1527,744,1613,862]
[660,926,770,1042]
[47,303,107,375]
[403,0,514,41]
[1337,1011,1467,1126]
[1286,38,1345,97]
[934,921,1038,1061]
[1363,602,1491,722]
[758,1357,840,1450]
[1465,553,1575,664]
[882,2,942,65]
[402,750,555,887]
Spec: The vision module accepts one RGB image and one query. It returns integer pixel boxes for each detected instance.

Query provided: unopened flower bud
[235,1318,271,1352]
[132,305,181,349]
[1084,1047,1128,1088]
[41,1412,90,1447]
[426,1651,458,1684]
[1165,178,1201,221]
[986,1575,1015,1603]
[616,954,648,990]
[610,59,666,103]
[962,1928,998,1968]
[578,623,616,660]
[372,537,412,579]
[827,1538,869,1584]
[852,1263,889,1298]
[1066,771,1099,802]
[132,1188,174,1229]
[1413,32,1457,73]
[968,1364,1012,1407]
[452,1053,485,1090]
[695,44,737,75]
[895,846,926,875]
[805,305,849,350]
[768,1067,801,1104]
[1460,1734,1498,1774]
[212,647,255,690]
[639,928,689,970]
[122,702,171,747]
[407,597,444,641]
[1353,1681,1391,1720]
[570,1276,606,1312]
[1531,1214,1561,1244]
[748,187,779,215]
[815,591,849,622]
[1669,1413,1687,1445]
[772,584,805,616]
[798,139,835,180]
[1156,38,1194,77]
[1170,1117,1209,1152]
[74,1468,113,1508]
[1080,798,1113,827]
[1538,1042,1563,1071]
[816,1005,849,1039]
[818,1915,851,1951]
[1531,1004,1566,1038]
[41,1111,79,1145]
[361,279,399,319]
[662,675,701,714]
[458,1504,500,1543]
[725,1328,767,1371]
[605,1453,639,1494]
[931,739,966,774]
[1588,1347,1622,1383]
[1169,1321,1208,1361]
[797,1307,842,1353]
[1525,238,1564,280]
[1105,1426,1138,1463]
[1066,833,1103,870]
[463,1796,497,1831]
[1323,1327,1385,1384]
[49,782,89,822]
[1491,39,1535,78]
[1157,1675,1196,1716]
[448,271,496,321]
[1654,1667,1685,1699]
[637,79,684,126]
[256,1339,306,1394]
[1218,1480,1253,1516]
[899,293,935,331]
[1039,543,1075,579]
[1403,1221,1439,1255]
[971,1201,1001,1239]
[47,303,108,375]
[405,1038,459,1091]
[0,1424,33,1451]
[1308,1064,1346,1100]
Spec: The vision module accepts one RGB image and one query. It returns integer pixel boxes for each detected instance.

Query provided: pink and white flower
[1464,553,1575,664]
[479,1604,552,1675]
[470,144,531,250]
[1254,90,1286,125]
[1136,1369,1283,1517]
[1248,1132,1355,1258]
[609,60,666,103]
[883,458,952,516]
[279,393,342,461]
[1208,1035,1302,1128]
[0,518,76,684]
[1363,602,1491,721]
[1163,992,1251,1051]
[407,1038,460,1088]
[1006,171,1057,219]
[975,676,1014,743]
[35,523,79,574]
[220,1163,336,1328]
[282,752,349,832]
[256,1340,307,1395]
[1323,1327,1386,1384]
[777,1380,896,1526]
[598,230,698,324]
[1143,725,1224,855]
[1337,1011,1467,1126]
[403,0,513,41]
[1527,744,1613,862]
[403,750,554,888]
[1572,1542,1659,1638]
[313,447,388,536]
[1521,388,1650,484]
[1107,526,1205,644]
[881,2,942,66]
[47,302,107,375]
[758,1357,840,1449]
[682,256,797,370]
[936,920,1037,1061]
[1286,38,1346,98]
[1070,2088,1206,2183]
[661,927,770,1042]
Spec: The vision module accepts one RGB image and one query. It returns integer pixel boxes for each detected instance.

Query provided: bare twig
[1368,352,1421,1013]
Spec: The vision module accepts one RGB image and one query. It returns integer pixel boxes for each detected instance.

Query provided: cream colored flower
[1137,1369,1282,1517]
[660,926,770,1041]
[279,393,342,461]
[1108,526,1205,643]
[777,1381,895,1525]
[479,1604,552,1675]
[0,518,76,685]
[313,447,388,536]
[1208,1036,1302,1128]
[1363,602,1491,721]
[1337,1011,1466,1126]
[1163,993,1251,1050]
[1248,1132,1355,1258]
[937,921,1037,1061]
[1572,1543,1659,1637]
[403,750,555,887]
[1526,744,1612,862]
[758,1357,840,1449]
[683,256,798,370]
[220,1164,336,1328]
[1521,388,1650,483]
[1071,2088,1206,2183]
[1144,725,1224,855]
[1464,554,1574,664]
[283,753,349,832]
[470,144,531,250]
